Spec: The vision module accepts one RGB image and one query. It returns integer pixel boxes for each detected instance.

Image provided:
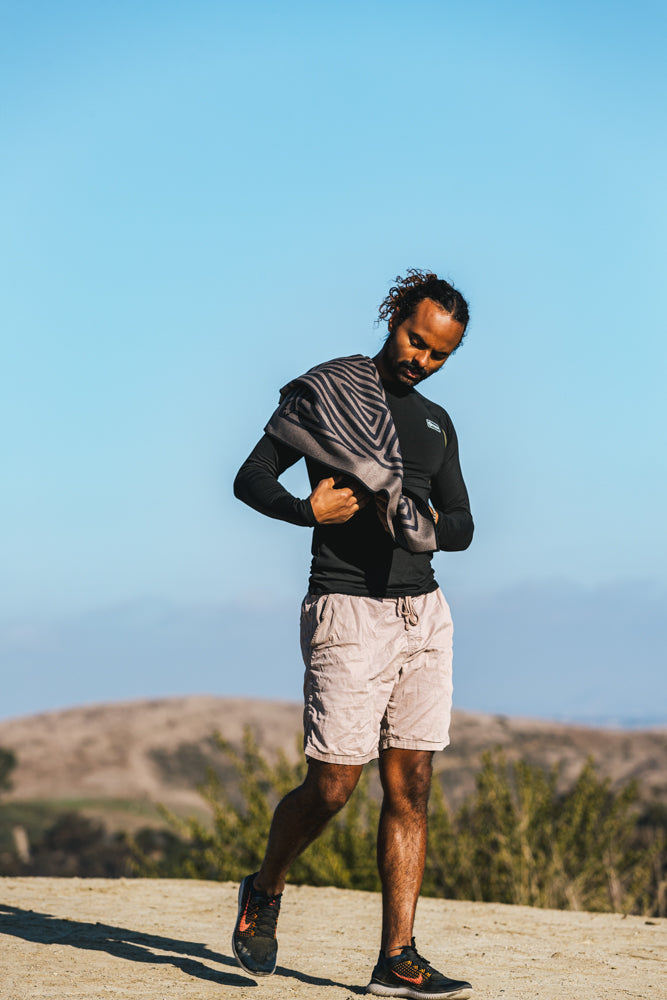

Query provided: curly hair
[377,269,470,346]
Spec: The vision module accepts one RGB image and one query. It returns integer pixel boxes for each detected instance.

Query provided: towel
[264,354,438,553]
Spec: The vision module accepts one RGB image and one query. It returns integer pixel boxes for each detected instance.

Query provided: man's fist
[309,476,369,524]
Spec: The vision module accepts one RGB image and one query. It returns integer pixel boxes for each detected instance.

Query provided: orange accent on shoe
[394,970,425,985]
[237,906,254,934]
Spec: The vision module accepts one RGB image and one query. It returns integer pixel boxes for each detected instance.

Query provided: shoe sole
[367,982,472,999]
[232,875,277,977]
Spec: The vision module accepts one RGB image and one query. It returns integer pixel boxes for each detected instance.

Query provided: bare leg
[377,748,434,955]
[254,758,363,895]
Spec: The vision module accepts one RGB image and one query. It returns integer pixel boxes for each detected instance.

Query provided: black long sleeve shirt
[234,381,473,598]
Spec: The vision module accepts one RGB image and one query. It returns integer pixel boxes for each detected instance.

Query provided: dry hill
[1,696,666,830]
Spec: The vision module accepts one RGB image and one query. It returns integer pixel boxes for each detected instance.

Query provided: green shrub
[0,747,17,794]
[424,752,665,914]
[141,731,666,916]
[146,730,381,891]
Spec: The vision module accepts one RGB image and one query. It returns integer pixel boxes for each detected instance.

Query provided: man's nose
[413,350,429,368]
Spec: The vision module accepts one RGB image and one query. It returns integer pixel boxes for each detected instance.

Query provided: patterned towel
[265,355,438,553]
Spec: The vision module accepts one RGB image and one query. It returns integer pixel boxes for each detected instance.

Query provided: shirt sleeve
[429,417,474,551]
[233,434,318,527]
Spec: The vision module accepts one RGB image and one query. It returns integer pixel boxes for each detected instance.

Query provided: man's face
[376,297,465,388]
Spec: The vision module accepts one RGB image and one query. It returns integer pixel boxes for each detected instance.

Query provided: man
[232,269,474,999]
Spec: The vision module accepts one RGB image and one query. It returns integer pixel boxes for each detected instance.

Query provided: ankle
[253,874,284,897]
[384,943,408,958]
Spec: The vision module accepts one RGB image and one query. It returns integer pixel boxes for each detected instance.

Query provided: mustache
[399,362,425,378]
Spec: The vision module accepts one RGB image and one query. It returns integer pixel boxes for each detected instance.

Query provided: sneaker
[367,939,472,999]
[232,872,282,976]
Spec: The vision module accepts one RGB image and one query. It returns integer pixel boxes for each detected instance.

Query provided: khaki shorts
[300,589,454,764]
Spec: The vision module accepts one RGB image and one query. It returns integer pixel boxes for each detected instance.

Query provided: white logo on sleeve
[426,419,441,433]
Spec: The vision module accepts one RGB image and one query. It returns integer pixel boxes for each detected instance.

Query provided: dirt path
[0,878,664,1000]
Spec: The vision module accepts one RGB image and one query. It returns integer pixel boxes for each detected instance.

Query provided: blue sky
[2,1,666,723]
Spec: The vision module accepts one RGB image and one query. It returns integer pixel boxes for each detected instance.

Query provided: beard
[376,333,434,388]
[394,360,427,384]
[382,344,428,386]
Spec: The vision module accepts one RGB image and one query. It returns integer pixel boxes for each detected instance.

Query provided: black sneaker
[367,939,472,999]
[232,872,282,976]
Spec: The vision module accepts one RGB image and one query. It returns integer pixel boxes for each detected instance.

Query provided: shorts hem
[304,746,379,765]
[379,737,450,753]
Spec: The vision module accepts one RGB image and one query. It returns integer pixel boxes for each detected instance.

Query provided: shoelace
[391,938,433,978]
[246,891,281,937]
[401,955,431,979]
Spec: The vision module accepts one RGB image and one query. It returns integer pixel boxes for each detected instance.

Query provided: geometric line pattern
[265,355,438,553]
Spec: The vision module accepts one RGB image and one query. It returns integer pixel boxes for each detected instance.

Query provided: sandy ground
[0,879,664,1000]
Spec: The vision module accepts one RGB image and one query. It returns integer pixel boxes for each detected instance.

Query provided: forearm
[430,424,474,551]
[233,435,317,527]
[432,506,475,551]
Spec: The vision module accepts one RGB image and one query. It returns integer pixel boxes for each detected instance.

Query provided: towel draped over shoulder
[264,354,438,553]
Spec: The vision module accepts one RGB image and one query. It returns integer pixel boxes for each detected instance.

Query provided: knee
[406,767,433,811]
[382,752,433,813]
[400,772,432,813]
[316,780,353,816]
[304,762,360,817]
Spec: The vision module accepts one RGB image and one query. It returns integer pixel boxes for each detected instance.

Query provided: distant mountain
[1,696,665,827]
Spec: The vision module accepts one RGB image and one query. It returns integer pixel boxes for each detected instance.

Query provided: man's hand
[309,476,369,524]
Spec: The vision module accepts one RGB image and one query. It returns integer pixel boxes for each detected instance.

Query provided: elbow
[233,467,248,503]
[458,517,475,550]
[440,514,474,551]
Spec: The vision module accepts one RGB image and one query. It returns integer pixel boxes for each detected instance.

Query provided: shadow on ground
[0,904,361,992]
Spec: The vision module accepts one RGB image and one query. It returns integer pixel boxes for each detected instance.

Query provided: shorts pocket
[311,595,334,648]
[300,594,335,662]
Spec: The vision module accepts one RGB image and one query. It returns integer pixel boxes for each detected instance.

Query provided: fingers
[310,477,369,524]
[344,486,372,514]
[311,479,391,529]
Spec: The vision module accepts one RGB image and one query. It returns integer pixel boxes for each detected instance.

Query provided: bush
[425,752,666,914]
[141,731,666,916]
[146,730,381,890]
[0,746,17,794]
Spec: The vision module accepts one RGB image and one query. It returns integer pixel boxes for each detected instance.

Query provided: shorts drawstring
[398,595,419,630]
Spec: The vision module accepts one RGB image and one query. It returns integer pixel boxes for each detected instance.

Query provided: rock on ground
[0,878,665,1000]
